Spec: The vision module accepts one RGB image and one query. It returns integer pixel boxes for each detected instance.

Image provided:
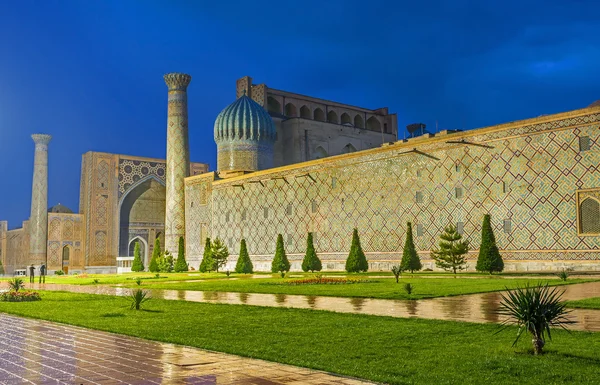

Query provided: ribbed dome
[48,203,73,214]
[214,94,276,142]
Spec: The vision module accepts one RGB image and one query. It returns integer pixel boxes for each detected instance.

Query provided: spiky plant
[404,283,413,295]
[135,277,142,286]
[8,278,24,292]
[391,265,402,283]
[129,288,151,310]
[497,283,573,355]
[557,269,569,282]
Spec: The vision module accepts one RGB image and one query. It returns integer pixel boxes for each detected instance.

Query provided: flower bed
[0,291,42,302]
[269,277,373,286]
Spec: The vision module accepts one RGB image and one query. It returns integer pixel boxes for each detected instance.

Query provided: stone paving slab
[0,314,377,384]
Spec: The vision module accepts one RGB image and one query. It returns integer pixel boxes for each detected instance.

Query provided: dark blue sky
[1,0,599,228]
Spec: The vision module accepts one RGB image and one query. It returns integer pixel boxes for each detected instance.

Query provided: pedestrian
[39,263,46,284]
[29,264,35,283]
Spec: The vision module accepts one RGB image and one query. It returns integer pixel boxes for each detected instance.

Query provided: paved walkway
[0,314,374,385]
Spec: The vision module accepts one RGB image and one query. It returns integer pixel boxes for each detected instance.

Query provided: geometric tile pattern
[186,107,600,270]
[164,73,191,257]
[28,134,52,265]
[46,213,84,271]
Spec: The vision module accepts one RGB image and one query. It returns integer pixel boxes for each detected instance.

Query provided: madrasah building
[1,73,599,274]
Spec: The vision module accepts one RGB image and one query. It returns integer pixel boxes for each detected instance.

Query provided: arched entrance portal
[62,245,71,274]
[128,237,149,269]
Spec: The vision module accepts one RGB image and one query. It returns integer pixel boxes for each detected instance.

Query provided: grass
[566,297,600,309]
[0,291,599,384]
[0,272,239,285]
[128,276,593,300]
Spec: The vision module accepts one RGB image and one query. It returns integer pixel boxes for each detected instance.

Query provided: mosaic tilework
[186,107,600,270]
[28,134,51,265]
[164,73,191,258]
[46,213,84,271]
[118,158,166,198]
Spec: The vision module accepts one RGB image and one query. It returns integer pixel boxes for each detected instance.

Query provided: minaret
[29,134,52,264]
[164,73,191,257]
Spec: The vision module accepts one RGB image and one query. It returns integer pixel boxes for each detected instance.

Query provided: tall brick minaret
[29,134,52,265]
[163,73,191,257]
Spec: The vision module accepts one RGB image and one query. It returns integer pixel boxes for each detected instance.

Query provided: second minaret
[164,73,192,257]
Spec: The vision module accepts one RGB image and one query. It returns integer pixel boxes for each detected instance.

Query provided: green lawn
[130,276,593,300]
[567,297,600,309]
[0,291,598,385]
[0,272,244,285]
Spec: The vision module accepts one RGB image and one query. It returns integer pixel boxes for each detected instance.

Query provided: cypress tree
[0,259,4,275]
[271,234,290,275]
[131,242,144,272]
[199,237,213,273]
[345,228,368,272]
[400,222,422,273]
[149,237,161,273]
[235,239,254,274]
[174,236,188,272]
[301,232,322,272]
[476,214,504,274]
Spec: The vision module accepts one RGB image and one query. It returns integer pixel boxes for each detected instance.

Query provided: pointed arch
[341,113,352,125]
[341,143,357,154]
[128,236,149,269]
[267,96,281,114]
[300,105,311,119]
[354,114,364,129]
[366,116,381,131]
[313,146,328,160]
[580,196,600,234]
[62,245,71,274]
[327,110,338,124]
[284,103,297,117]
[314,108,325,122]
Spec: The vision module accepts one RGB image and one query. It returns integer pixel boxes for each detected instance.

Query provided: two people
[28,263,46,283]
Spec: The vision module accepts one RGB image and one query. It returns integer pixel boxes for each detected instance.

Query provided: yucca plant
[8,278,24,292]
[404,282,413,295]
[129,288,150,310]
[391,265,402,283]
[557,269,569,282]
[135,277,142,286]
[497,283,573,355]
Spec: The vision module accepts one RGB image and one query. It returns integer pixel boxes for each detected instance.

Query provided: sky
[0,0,599,228]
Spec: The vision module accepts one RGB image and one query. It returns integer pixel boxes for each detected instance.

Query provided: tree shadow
[100,313,126,318]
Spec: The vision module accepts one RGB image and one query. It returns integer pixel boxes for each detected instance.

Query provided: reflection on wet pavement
[25,281,600,332]
[0,314,373,384]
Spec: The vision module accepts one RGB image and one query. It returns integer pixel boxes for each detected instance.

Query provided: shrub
[135,277,142,286]
[54,270,65,275]
[476,214,504,274]
[404,283,414,295]
[158,251,174,273]
[174,236,188,272]
[400,222,422,273]
[391,265,402,283]
[275,277,372,286]
[129,288,150,310]
[345,228,369,273]
[210,238,229,272]
[155,273,160,279]
[431,224,469,275]
[301,232,322,272]
[149,237,161,273]
[8,278,24,292]
[497,283,573,354]
[199,237,213,273]
[131,242,144,272]
[0,259,4,275]
[557,269,570,282]
[225,270,231,277]
[0,291,41,302]
[235,239,253,274]
[271,234,290,276]
[92,279,99,284]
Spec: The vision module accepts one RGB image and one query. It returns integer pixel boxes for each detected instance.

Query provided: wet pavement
[22,281,600,332]
[0,314,374,384]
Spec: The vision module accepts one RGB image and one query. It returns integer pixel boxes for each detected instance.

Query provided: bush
[557,269,570,282]
[54,270,65,275]
[149,237,161,273]
[0,260,4,275]
[157,251,174,273]
[345,228,368,273]
[391,265,402,283]
[131,242,144,272]
[476,214,504,274]
[431,224,469,275]
[497,283,573,354]
[0,291,41,302]
[129,288,150,310]
[135,277,142,286]
[174,236,188,272]
[271,234,290,276]
[404,283,413,295]
[92,279,99,284]
[301,232,322,272]
[199,237,213,273]
[235,239,253,274]
[8,278,24,292]
[401,222,422,273]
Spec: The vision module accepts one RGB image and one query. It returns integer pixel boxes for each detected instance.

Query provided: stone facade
[185,105,600,272]
[28,134,52,265]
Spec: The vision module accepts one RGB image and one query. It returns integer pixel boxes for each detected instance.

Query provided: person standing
[29,264,35,283]
[39,263,46,284]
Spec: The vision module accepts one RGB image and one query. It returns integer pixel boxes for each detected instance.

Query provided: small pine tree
[174,236,188,272]
[211,238,229,272]
[235,239,253,274]
[345,228,368,272]
[431,224,469,275]
[301,232,322,272]
[131,242,144,272]
[271,234,291,275]
[400,222,422,273]
[199,237,213,273]
[476,214,504,274]
[149,237,161,273]
[0,259,4,275]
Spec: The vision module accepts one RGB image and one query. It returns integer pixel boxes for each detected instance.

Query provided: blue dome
[214,94,276,142]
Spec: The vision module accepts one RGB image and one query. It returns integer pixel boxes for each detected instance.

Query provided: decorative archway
[341,113,352,125]
[285,103,297,117]
[313,146,328,160]
[580,197,600,234]
[366,116,381,131]
[61,245,71,274]
[354,115,364,129]
[341,143,357,154]
[267,96,281,115]
[300,105,311,119]
[128,236,149,270]
[314,108,325,122]
[327,110,338,124]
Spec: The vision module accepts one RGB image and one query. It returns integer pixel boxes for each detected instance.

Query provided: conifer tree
[149,237,161,273]
[271,234,291,276]
[131,241,144,272]
[0,259,4,275]
[199,238,213,273]
[235,239,254,274]
[345,228,368,272]
[431,224,469,275]
[174,236,188,272]
[400,222,422,273]
[210,238,229,272]
[476,214,504,274]
[301,232,322,272]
